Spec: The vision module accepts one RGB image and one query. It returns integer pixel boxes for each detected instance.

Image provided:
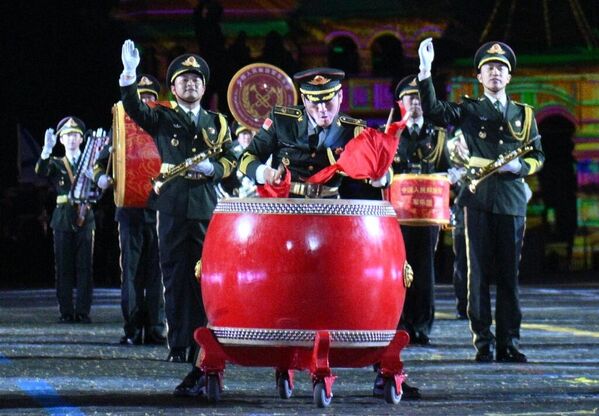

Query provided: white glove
[371,174,388,188]
[498,158,522,175]
[418,37,435,77]
[190,158,215,176]
[97,174,112,190]
[523,182,532,203]
[41,128,56,158]
[121,39,140,77]
[92,127,106,139]
[447,167,466,185]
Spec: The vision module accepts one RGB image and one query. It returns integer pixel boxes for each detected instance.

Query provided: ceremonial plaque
[227,63,297,131]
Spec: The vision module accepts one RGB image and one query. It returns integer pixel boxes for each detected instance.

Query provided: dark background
[1,1,597,289]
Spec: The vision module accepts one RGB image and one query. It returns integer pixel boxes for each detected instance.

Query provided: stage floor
[1,284,598,415]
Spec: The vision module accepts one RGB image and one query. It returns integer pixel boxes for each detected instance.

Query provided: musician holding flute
[119,40,237,395]
[35,116,95,324]
[417,38,544,363]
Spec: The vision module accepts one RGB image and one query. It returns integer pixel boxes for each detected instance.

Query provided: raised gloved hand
[418,37,435,76]
[43,128,57,152]
[121,39,140,77]
[447,167,467,185]
[97,174,113,190]
[498,158,522,175]
[190,158,214,176]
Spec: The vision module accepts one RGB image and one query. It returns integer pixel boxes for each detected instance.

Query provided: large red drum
[111,102,161,207]
[200,198,408,369]
[389,173,450,226]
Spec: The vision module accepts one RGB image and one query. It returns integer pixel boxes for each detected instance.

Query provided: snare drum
[111,102,161,207]
[388,173,450,226]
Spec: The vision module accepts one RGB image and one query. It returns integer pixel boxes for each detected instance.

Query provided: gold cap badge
[309,75,331,86]
[487,43,506,55]
[138,76,153,86]
[182,56,201,68]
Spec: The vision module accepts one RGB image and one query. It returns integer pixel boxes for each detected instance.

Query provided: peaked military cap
[394,74,419,101]
[166,54,210,85]
[56,116,85,137]
[137,74,161,99]
[233,121,251,137]
[474,41,516,72]
[293,67,345,103]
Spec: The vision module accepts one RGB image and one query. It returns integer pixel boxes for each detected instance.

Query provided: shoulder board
[339,115,366,127]
[434,126,446,133]
[273,106,302,118]
[462,95,478,102]
[206,109,228,118]
[512,100,534,109]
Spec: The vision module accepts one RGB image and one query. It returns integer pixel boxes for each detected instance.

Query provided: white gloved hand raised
[43,128,57,151]
[97,174,112,190]
[447,167,466,185]
[498,158,522,175]
[190,158,214,176]
[41,128,57,158]
[121,39,140,77]
[418,37,435,77]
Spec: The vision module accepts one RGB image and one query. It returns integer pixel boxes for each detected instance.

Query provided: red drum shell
[201,198,407,360]
[389,173,450,226]
[112,102,161,208]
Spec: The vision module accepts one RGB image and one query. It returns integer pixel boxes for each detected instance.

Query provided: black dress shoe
[496,346,527,363]
[58,314,74,323]
[166,348,187,363]
[75,314,91,324]
[144,331,167,345]
[401,382,421,400]
[410,332,430,346]
[475,345,494,363]
[120,330,143,346]
[373,374,421,400]
[173,367,206,397]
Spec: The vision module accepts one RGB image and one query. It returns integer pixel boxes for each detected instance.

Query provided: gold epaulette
[512,100,535,109]
[339,115,366,127]
[462,95,477,102]
[274,106,302,118]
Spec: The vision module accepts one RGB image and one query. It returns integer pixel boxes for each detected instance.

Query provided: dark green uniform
[392,120,447,344]
[121,83,236,356]
[239,105,372,198]
[93,145,165,344]
[418,76,544,353]
[35,156,95,319]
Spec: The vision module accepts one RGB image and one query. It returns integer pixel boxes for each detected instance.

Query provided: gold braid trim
[239,152,259,175]
[423,128,446,167]
[508,105,533,142]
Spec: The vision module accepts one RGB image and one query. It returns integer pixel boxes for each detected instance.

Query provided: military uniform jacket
[35,157,95,232]
[121,84,236,220]
[239,105,365,188]
[393,121,447,174]
[418,77,544,216]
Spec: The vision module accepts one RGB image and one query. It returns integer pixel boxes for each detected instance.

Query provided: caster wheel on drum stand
[277,376,293,399]
[206,374,221,403]
[384,378,402,404]
[313,381,332,408]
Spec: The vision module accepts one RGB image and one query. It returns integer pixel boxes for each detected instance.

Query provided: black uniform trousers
[53,228,94,316]
[157,212,208,352]
[451,205,468,317]
[464,207,525,351]
[118,211,164,338]
[398,224,439,338]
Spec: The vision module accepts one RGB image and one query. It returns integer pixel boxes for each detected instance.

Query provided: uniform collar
[177,102,201,117]
[407,116,424,130]
[484,92,507,108]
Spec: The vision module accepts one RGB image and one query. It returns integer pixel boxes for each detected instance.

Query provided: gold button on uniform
[498,140,504,144]
[308,165,314,171]
[310,152,316,158]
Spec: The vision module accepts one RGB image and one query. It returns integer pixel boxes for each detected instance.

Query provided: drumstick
[383,107,395,134]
